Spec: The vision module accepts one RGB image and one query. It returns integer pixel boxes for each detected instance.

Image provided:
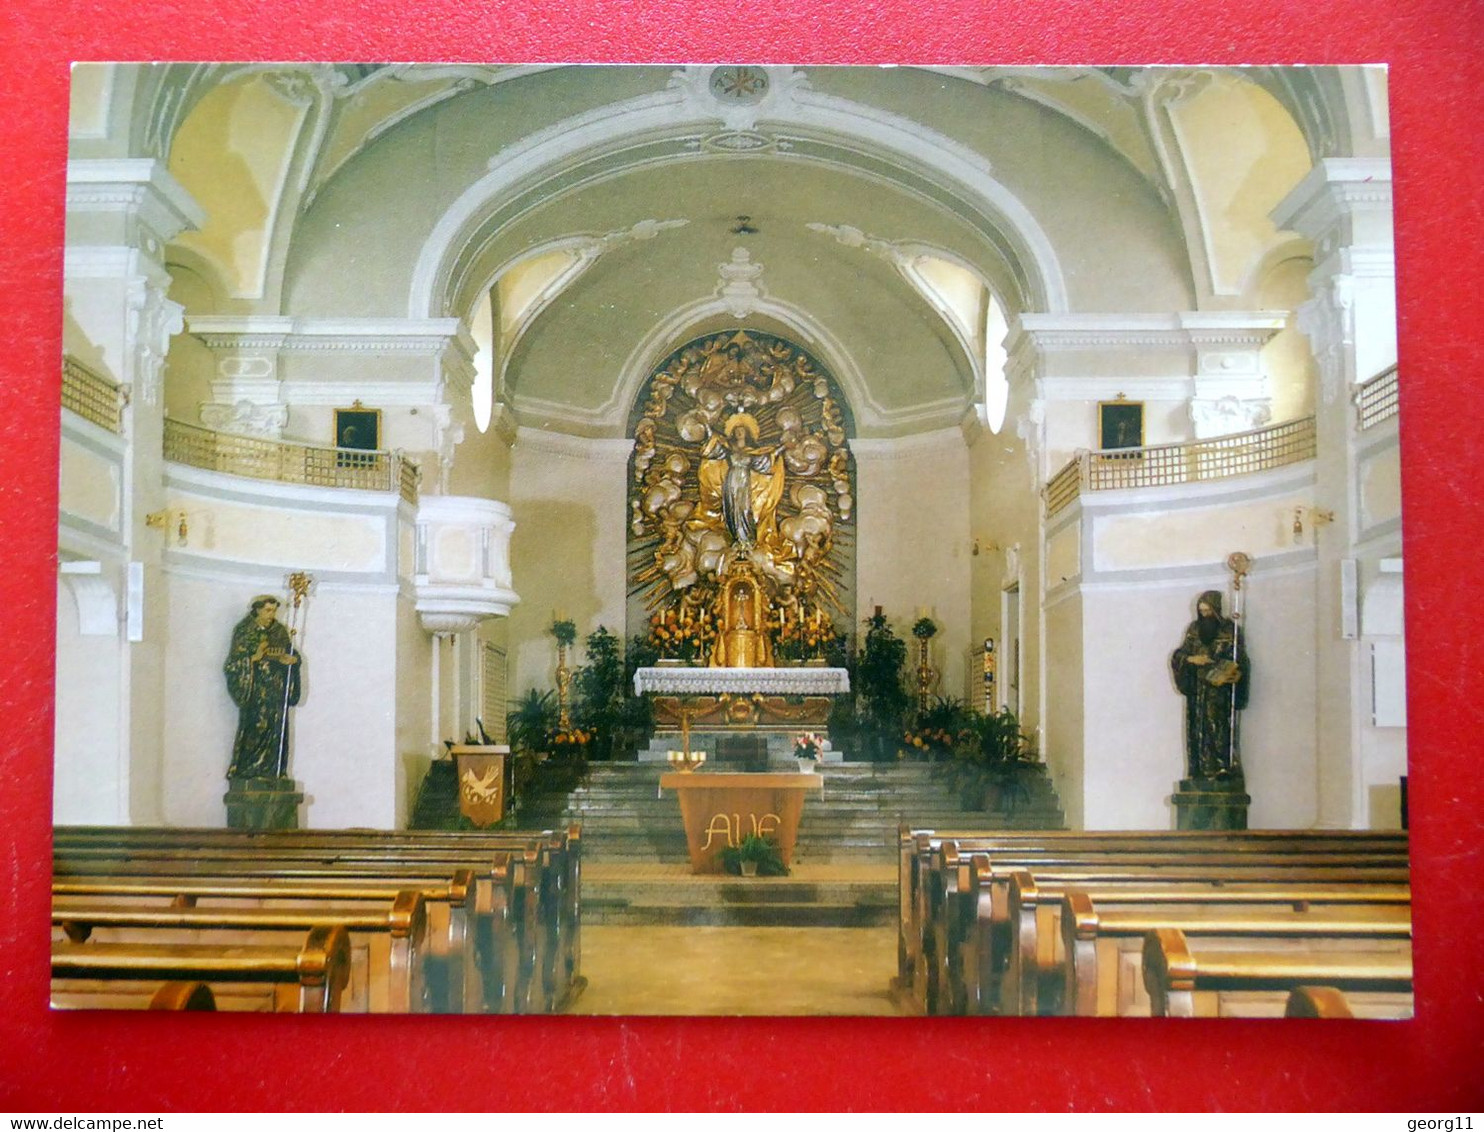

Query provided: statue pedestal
[224,776,304,830]
[1172,775,1250,831]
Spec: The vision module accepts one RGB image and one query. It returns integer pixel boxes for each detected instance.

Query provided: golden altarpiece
[627,330,855,730]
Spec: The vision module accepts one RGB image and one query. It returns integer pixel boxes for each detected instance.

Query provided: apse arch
[518,292,965,438]
[408,73,1071,324]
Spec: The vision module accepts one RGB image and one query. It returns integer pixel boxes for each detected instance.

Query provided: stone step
[584,901,895,927]
[582,875,897,926]
[507,755,1065,862]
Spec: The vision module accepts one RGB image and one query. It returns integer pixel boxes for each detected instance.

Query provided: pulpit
[659,771,823,873]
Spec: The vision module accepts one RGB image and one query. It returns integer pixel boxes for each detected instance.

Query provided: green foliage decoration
[717,833,789,876]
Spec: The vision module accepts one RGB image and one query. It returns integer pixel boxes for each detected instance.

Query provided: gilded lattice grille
[163,418,420,502]
[1044,416,1317,517]
[1356,364,1399,430]
[61,356,124,434]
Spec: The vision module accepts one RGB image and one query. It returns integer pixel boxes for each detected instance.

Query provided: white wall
[1061,463,1323,830]
[159,571,408,828]
[1077,565,1318,829]
[853,428,972,698]
[506,429,632,698]
[53,578,125,824]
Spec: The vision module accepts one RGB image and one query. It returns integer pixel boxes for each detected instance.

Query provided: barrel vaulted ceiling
[70,63,1388,438]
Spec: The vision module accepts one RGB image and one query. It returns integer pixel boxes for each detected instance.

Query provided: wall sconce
[145,509,189,547]
[1292,506,1336,540]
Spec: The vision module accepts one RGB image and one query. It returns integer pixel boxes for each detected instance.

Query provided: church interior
[53,63,1410,1019]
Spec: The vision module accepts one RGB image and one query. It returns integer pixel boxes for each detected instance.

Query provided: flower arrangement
[774,604,839,661]
[550,618,578,648]
[793,732,822,760]
[647,604,715,662]
[911,616,938,640]
[898,725,957,760]
[549,726,591,752]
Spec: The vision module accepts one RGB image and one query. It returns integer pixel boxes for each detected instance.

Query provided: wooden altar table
[658,772,823,873]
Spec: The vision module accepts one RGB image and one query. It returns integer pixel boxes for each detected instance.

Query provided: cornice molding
[1013,312,1287,353]
[187,316,474,358]
[1270,157,1393,244]
[66,158,206,244]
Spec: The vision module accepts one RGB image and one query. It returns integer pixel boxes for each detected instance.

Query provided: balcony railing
[61,356,124,434]
[1355,364,1399,430]
[164,418,420,504]
[1044,415,1317,518]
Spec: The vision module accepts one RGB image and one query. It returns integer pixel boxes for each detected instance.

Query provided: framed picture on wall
[1098,399,1144,451]
[334,405,381,466]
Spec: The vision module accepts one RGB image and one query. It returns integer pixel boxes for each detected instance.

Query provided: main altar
[634,663,850,731]
[621,332,856,863]
[625,329,858,742]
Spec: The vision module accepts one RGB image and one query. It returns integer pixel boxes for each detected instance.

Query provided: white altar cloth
[633,665,850,696]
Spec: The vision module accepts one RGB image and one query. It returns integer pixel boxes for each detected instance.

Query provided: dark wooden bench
[919,846,1405,1013]
[1142,926,1413,1018]
[52,924,352,1013]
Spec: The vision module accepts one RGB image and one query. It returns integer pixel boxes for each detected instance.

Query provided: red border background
[3,0,1482,1112]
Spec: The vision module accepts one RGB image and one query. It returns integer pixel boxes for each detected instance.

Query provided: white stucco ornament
[716,247,766,318]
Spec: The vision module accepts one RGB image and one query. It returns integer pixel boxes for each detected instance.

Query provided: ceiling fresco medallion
[709,66,770,105]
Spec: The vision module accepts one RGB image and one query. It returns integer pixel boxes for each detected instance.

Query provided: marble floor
[568,924,904,1016]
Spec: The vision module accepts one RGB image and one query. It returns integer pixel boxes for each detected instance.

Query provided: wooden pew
[923,843,1407,1015]
[1058,890,1411,1017]
[52,924,352,1013]
[1282,985,1411,1019]
[53,889,429,1013]
[149,982,216,1010]
[55,836,552,1012]
[896,826,1407,1012]
[989,865,1408,1017]
[53,824,584,1013]
[54,868,483,1013]
[1142,927,1413,1018]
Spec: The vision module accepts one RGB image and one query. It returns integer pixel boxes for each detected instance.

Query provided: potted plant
[793,731,822,772]
[946,706,1039,811]
[854,610,912,761]
[718,833,787,877]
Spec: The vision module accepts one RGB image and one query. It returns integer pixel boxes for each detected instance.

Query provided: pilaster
[1272,157,1397,828]
[62,159,203,824]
